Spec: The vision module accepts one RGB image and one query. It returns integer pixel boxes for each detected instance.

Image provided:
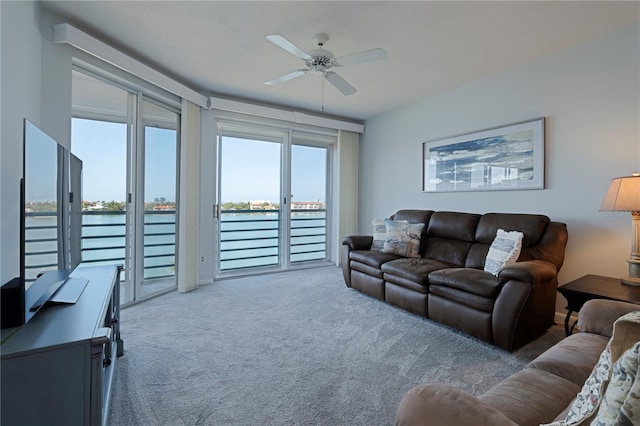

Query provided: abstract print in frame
[422,118,545,192]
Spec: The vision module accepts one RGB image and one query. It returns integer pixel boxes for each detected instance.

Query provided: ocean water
[24,211,326,280]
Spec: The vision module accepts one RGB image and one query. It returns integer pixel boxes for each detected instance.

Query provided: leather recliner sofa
[341,210,568,351]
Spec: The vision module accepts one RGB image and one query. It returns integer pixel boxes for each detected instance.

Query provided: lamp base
[624,255,640,286]
[621,276,640,286]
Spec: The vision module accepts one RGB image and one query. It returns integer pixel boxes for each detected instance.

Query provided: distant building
[249,200,277,210]
[86,202,105,211]
[153,205,175,211]
[291,201,325,210]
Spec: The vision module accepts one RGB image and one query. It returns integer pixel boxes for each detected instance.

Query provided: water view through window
[25,118,330,298]
[217,135,329,272]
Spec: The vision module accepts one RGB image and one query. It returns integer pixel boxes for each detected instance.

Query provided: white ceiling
[42,1,640,122]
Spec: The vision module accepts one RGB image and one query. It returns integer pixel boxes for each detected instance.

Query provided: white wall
[360,24,640,311]
[1,1,37,283]
[1,1,75,283]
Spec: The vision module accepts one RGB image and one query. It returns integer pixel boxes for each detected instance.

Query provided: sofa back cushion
[466,213,551,269]
[423,212,480,266]
[386,209,567,271]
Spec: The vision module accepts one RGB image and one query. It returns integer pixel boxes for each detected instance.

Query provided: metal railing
[25,207,328,277]
[219,208,327,271]
[24,211,176,282]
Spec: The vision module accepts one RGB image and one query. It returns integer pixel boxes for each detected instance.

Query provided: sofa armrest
[395,384,517,426]
[340,236,373,288]
[577,299,640,338]
[497,260,557,286]
[341,235,373,250]
[493,260,559,351]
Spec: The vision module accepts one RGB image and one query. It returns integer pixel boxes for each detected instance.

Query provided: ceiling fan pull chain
[321,74,325,113]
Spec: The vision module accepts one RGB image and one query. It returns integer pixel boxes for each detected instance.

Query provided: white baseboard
[554,311,577,328]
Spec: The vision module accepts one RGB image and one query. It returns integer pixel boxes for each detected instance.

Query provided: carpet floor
[108,266,565,426]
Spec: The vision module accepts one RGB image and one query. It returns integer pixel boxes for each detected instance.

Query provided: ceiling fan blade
[266,35,312,60]
[333,48,387,67]
[265,69,308,85]
[324,71,357,96]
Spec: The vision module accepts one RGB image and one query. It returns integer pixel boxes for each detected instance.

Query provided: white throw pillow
[484,229,524,276]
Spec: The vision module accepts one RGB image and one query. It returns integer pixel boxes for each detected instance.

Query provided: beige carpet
[108,266,565,425]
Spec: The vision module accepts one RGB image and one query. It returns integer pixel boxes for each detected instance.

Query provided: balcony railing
[24,208,327,278]
[219,208,327,271]
[24,211,176,283]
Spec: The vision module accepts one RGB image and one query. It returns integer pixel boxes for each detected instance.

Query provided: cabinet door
[1,343,89,425]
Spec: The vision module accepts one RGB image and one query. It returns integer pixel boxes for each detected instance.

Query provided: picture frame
[422,117,545,192]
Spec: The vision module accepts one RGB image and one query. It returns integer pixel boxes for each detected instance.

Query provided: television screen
[23,120,83,288]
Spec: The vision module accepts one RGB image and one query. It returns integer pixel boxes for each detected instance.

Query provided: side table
[557,274,640,336]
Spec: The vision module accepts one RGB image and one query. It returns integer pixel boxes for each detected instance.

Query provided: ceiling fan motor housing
[306,49,334,73]
[308,35,334,73]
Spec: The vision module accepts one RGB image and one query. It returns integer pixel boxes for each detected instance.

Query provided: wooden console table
[557,274,640,335]
[1,265,123,425]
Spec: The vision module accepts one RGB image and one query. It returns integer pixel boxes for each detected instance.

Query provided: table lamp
[600,173,640,286]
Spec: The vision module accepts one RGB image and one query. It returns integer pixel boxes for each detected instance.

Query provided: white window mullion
[124,92,137,303]
[133,92,146,298]
[281,131,292,270]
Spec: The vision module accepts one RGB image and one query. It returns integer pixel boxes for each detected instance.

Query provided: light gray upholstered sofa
[394,299,640,426]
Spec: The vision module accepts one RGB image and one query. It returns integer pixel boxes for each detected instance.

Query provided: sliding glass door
[215,122,332,276]
[290,144,328,263]
[139,99,179,297]
[217,132,283,272]
[71,69,179,305]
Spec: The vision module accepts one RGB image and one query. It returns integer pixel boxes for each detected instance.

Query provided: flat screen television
[2,120,86,327]
[23,120,83,285]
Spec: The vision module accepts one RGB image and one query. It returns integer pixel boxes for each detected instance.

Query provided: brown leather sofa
[394,299,640,426]
[341,210,568,351]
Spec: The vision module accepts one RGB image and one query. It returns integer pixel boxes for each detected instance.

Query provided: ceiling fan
[265,33,387,96]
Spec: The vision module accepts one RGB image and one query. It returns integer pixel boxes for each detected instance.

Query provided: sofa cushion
[393,209,434,224]
[480,368,581,426]
[423,212,480,266]
[382,219,424,258]
[429,285,495,312]
[427,211,480,241]
[465,213,551,269]
[428,268,501,299]
[371,218,386,251]
[349,250,401,270]
[475,213,549,247]
[382,257,454,286]
[484,229,524,276]
[525,332,609,387]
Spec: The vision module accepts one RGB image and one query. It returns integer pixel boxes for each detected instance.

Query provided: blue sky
[71,119,326,204]
[221,137,326,203]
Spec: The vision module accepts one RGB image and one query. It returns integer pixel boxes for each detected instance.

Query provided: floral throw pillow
[484,229,524,276]
[594,341,640,425]
[542,310,640,426]
[381,219,424,258]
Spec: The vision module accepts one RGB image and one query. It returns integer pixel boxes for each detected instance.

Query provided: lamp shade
[600,174,640,212]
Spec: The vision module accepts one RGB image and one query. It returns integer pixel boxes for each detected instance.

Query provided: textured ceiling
[42,1,640,122]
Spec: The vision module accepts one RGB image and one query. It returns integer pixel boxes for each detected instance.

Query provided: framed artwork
[422,117,545,192]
